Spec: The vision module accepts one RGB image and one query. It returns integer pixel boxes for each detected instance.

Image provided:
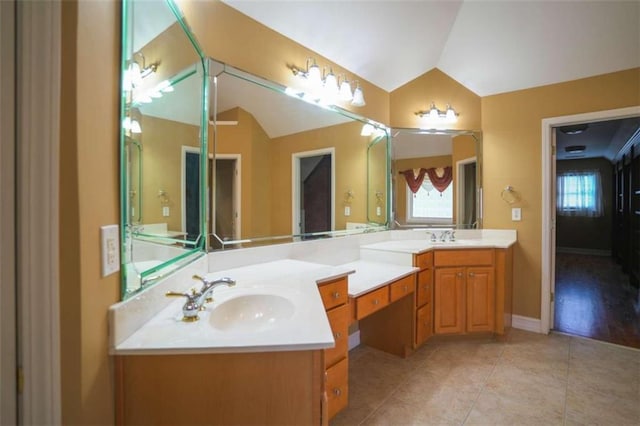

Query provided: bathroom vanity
[109,230,516,425]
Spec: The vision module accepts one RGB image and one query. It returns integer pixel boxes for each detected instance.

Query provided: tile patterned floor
[331,329,640,425]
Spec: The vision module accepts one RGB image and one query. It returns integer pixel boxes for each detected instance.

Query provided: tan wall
[177,0,389,125]
[390,68,481,130]
[482,68,640,319]
[270,121,369,234]
[368,138,388,223]
[59,1,119,423]
[394,155,452,224]
[141,116,200,230]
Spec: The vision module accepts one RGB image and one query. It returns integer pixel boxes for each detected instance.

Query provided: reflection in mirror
[391,129,482,229]
[120,0,208,299]
[209,62,389,250]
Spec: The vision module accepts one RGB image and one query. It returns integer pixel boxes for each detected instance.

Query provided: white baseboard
[512,315,543,333]
[348,330,360,350]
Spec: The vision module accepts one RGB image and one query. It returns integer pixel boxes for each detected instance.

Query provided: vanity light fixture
[415,102,459,124]
[122,116,142,134]
[123,52,158,91]
[289,58,365,107]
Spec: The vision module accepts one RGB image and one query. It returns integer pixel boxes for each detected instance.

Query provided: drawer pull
[403,285,408,291]
[469,272,475,277]
[335,332,342,339]
[332,292,341,299]
[457,272,463,277]
[333,388,342,397]
[373,299,379,305]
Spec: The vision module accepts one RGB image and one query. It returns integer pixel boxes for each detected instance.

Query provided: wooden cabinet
[413,252,433,347]
[318,277,349,421]
[433,249,496,335]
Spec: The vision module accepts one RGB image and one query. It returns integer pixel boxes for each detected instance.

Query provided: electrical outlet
[511,207,522,221]
[376,206,381,216]
[344,206,351,216]
[100,225,120,277]
[162,206,170,217]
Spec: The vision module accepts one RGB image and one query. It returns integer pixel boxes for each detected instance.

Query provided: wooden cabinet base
[115,350,323,425]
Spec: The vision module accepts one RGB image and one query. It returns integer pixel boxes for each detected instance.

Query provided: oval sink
[209,294,295,332]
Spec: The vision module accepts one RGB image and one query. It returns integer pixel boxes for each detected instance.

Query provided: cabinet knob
[335,332,342,339]
[332,292,340,299]
[333,388,342,397]
[457,272,463,277]
[373,299,380,305]
[469,272,475,277]
[403,285,408,291]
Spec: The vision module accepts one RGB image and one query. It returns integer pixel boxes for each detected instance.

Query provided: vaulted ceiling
[222,0,640,96]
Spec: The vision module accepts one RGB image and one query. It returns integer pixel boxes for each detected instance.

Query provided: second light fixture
[290,58,365,107]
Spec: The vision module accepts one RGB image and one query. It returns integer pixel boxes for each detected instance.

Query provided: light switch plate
[162,206,170,217]
[511,207,522,221]
[344,206,351,216]
[100,225,120,277]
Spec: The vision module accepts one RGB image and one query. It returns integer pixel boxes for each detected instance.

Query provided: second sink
[209,294,295,332]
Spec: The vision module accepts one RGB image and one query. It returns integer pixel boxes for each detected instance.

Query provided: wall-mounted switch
[511,207,522,221]
[376,206,382,216]
[162,206,170,217]
[100,225,120,277]
[344,206,351,216]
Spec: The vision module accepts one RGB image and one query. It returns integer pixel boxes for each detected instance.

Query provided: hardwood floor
[554,252,640,349]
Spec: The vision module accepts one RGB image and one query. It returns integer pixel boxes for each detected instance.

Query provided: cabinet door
[434,267,465,334]
[416,269,432,307]
[415,303,432,346]
[326,357,348,420]
[466,266,495,332]
[325,304,349,368]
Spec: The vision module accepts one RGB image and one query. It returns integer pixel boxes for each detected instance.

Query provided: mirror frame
[390,127,483,229]
[119,0,209,299]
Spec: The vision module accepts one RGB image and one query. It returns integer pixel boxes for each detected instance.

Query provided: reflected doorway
[456,157,477,227]
[182,147,200,242]
[292,148,335,236]
[210,154,240,249]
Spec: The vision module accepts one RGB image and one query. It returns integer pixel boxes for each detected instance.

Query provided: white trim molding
[541,106,640,335]
[16,0,62,423]
[512,315,542,333]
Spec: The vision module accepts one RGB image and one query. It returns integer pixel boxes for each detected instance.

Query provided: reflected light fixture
[122,116,142,134]
[560,124,589,135]
[415,102,459,124]
[289,58,365,107]
[123,52,158,91]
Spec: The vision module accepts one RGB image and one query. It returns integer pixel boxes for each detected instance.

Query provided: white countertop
[340,260,418,297]
[361,230,517,254]
[112,259,353,355]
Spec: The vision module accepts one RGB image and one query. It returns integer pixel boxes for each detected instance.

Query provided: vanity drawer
[326,357,349,420]
[416,269,433,307]
[434,249,494,267]
[318,278,348,310]
[414,251,433,270]
[354,286,389,320]
[390,274,415,302]
[325,304,349,368]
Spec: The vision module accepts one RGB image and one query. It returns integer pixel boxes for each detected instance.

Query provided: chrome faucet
[166,275,236,322]
[426,231,437,242]
[440,230,452,242]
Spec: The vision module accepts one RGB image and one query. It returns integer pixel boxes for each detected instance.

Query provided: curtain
[557,170,604,217]
[400,166,452,194]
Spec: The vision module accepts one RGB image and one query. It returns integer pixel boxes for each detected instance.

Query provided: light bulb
[361,124,374,136]
[339,79,353,101]
[129,62,142,88]
[351,83,366,107]
[130,119,142,134]
[445,105,457,122]
[324,70,339,96]
[122,116,132,130]
[307,61,322,91]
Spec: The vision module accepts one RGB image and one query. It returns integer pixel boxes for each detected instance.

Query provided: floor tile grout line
[460,339,507,425]
[357,347,439,426]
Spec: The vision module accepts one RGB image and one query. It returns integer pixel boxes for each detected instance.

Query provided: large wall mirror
[120,0,209,298]
[209,61,389,249]
[391,129,482,229]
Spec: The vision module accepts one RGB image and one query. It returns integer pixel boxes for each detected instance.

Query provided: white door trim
[16,0,62,422]
[0,1,17,423]
[292,148,336,236]
[540,106,640,334]
[214,154,242,240]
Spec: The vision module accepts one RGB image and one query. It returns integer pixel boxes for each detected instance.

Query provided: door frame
[456,156,476,226]
[212,153,241,241]
[540,105,640,333]
[292,148,335,236]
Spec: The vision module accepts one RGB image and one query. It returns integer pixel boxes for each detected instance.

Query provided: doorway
[292,148,335,236]
[182,147,200,242]
[541,107,640,341]
[456,157,477,227]
[209,154,241,249]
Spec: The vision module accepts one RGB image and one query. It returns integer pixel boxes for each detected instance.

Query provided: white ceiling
[222,0,640,96]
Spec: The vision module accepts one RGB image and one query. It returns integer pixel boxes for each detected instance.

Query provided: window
[407,179,453,223]
[557,170,603,217]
